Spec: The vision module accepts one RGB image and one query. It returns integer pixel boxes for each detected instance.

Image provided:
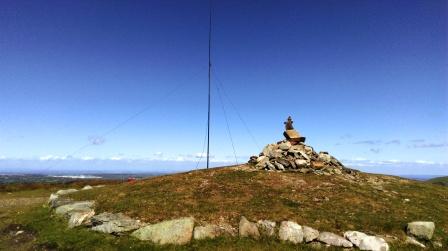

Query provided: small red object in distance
[127,177,136,182]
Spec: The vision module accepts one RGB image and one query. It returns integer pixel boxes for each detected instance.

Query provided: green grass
[427,176,448,187]
[1,166,448,250]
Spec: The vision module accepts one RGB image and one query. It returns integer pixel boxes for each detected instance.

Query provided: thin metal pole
[207,0,212,169]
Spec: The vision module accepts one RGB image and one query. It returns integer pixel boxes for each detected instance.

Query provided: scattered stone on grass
[239,216,260,239]
[278,221,303,244]
[406,221,435,240]
[256,220,276,237]
[317,231,353,248]
[303,226,319,242]
[90,212,143,234]
[131,217,194,245]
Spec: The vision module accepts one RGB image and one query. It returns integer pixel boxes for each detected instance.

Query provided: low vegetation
[1,165,447,250]
[428,176,448,187]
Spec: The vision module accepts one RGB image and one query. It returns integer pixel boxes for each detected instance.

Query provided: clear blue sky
[0,0,447,175]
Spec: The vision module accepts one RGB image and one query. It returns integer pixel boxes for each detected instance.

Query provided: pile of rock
[248,140,356,176]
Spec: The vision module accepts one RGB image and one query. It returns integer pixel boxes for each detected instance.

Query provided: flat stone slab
[55,201,95,216]
[406,221,435,240]
[55,189,78,196]
[318,232,353,248]
[132,217,194,245]
[91,212,143,234]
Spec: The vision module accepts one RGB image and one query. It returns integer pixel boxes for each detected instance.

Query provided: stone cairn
[248,116,357,176]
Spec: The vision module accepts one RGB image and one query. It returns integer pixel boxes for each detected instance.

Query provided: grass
[1,165,447,250]
[427,176,448,187]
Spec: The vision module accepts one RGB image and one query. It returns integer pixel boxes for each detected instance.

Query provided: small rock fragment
[239,216,260,239]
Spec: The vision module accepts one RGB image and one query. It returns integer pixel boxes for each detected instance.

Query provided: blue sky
[0,0,447,175]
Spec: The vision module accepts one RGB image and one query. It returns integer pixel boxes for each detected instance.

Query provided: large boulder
[317,232,353,248]
[278,221,303,244]
[131,217,194,245]
[256,220,276,237]
[239,216,260,239]
[90,212,143,234]
[303,226,319,242]
[406,221,435,240]
[55,201,95,216]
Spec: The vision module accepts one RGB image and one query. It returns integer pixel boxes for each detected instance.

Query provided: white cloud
[80,156,94,161]
[415,160,435,164]
[39,155,67,161]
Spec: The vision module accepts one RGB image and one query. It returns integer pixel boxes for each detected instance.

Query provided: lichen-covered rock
[303,226,319,242]
[317,232,353,248]
[344,231,369,246]
[48,193,74,209]
[131,217,194,245]
[278,221,303,244]
[68,209,95,228]
[406,221,435,240]
[90,212,143,234]
[358,236,389,251]
[55,201,95,216]
[193,224,221,240]
[239,216,260,239]
[256,220,276,237]
[55,189,78,196]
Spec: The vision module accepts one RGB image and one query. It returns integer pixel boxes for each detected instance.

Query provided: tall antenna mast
[206,0,212,169]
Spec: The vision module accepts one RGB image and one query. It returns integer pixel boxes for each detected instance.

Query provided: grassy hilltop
[1,165,447,250]
[428,176,448,187]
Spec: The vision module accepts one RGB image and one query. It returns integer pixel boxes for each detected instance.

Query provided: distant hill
[427,176,448,186]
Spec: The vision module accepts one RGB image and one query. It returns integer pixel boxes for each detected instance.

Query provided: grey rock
[406,221,435,240]
[266,161,276,170]
[132,217,194,245]
[303,226,319,242]
[405,236,425,248]
[193,224,221,240]
[278,221,303,244]
[358,236,389,251]
[68,209,95,228]
[256,220,276,237]
[344,231,369,246]
[55,188,78,196]
[239,216,260,239]
[318,152,332,163]
[81,185,93,190]
[317,232,353,248]
[274,162,285,171]
[55,201,95,216]
[279,141,291,151]
[295,159,309,167]
[256,156,268,163]
[91,212,143,234]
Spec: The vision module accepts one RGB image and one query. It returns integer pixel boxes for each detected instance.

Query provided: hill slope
[428,176,448,187]
[2,165,447,250]
[69,165,448,247]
